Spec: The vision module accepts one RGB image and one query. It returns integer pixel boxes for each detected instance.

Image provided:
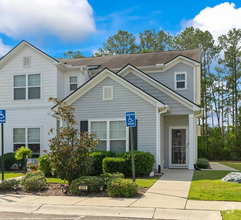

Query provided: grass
[220,162,241,171]
[0,171,24,180]
[222,210,241,220]
[188,170,241,201]
[46,176,159,188]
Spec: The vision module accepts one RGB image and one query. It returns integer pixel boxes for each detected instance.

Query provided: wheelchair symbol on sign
[0,111,4,120]
[128,116,133,123]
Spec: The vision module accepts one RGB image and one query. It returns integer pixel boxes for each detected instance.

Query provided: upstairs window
[103,86,113,100]
[23,57,31,68]
[14,74,41,100]
[175,72,187,90]
[70,76,78,91]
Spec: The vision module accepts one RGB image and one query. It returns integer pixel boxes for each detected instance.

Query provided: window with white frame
[23,56,31,67]
[90,120,126,154]
[70,76,78,91]
[14,74,41,100]
[103,86,113,100]
[13,128,40,157]
[174,72,187,90]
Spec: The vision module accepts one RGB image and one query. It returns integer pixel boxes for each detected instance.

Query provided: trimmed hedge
[70,176,105,195]
[196,158,210,169]
[0,179,19,191]
[38,154,52,176]
[89,150,116,176]
[21,171,47,191]
[100,172,124,185]
[102,157,125,174]
[0,153,17,170]
[107,178,139,197]
[117,151,155,177]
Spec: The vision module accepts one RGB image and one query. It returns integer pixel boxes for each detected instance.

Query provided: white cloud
[182,2,241,42]
[0,38,11,57]
[0,0,95,41]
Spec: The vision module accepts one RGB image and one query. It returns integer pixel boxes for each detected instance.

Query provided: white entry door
[169,126,188,167]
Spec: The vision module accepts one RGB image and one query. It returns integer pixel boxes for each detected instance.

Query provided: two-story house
[0,40,202,170]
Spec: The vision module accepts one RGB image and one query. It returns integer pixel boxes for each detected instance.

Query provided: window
[174,72,187,90]
[14,74,41,100]
[103,86,113,100]
[13,128,40,157]
[90,120,126,154]
[70,76,78,91]
[23,57,31,67]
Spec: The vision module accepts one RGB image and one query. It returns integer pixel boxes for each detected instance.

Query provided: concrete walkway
[1,168,240,219]
[210,162,239,171]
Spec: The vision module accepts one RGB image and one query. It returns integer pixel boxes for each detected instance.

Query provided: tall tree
[57,51,85,59]
[218,28,241,156]
[95,30,139,56]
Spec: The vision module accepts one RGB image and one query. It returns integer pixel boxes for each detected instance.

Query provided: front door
[169,127,188,167]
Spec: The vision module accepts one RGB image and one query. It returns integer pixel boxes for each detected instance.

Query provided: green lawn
[188,170,241,201]
[220,162,241,171]
[46,176,159,188]
[222,210,241,220]
[0,171,24,180]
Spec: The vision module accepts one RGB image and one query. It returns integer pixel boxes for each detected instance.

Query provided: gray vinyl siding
[147,63,194,102]
[160,115,164,169]
[125,73,192,115]
[71,76,157,161]
[164,115,189,167]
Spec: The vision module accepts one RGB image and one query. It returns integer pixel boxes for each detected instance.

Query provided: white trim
[57,69,165,110]
[188,114,195,169]
[118,65,199,111]
[174,72,187,90]
[169,126,189,168]
[103,86,113,101]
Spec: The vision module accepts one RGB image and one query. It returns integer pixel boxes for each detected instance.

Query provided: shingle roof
[59,48,201,69]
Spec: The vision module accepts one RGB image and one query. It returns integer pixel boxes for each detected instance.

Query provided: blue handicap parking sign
[0,110,6,123]
[126,112,136,127]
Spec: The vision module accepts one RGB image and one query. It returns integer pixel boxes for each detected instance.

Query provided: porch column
[188,114,194,169]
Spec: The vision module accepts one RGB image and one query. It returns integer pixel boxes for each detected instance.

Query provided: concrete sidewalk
[210,162,239,171]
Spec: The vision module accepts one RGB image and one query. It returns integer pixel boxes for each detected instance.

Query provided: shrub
[14,146,32,169]
[0,153,17,170]
[107,178,139,197]
[89,150,116,176]
[196,158,210,169]
[38,154,52,176]
[100,172,124,185]
[70,176,105,195]
[29,165,36,170]
[102,157,125,174]
[21,171,46,191]
[0,179,19,191]
[117,151,155,177]
[220,149,232,161]
[48,98,100,185]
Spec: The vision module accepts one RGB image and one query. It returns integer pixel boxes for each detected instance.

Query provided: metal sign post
[0,110,6,181]
[126,112,136,182]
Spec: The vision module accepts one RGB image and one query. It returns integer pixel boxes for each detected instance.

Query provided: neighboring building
[0,40,203,170]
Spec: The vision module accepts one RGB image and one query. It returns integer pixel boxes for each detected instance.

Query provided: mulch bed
[0,183,148,198]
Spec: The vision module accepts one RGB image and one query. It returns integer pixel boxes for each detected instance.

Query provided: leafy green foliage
[89,150,116,176]
[102,157,125,174]
[100,172,124,185]
[117,151,155,177]
[21,170,46,191]
[38,154,52,176]
[0,179,19,191]
[0,153,17,170]
[70,176,105,195]
[57,51,86,59]
[48,98,100,185]
[196,158,210,169]
[107,178,139,197]
[14,146,32,169]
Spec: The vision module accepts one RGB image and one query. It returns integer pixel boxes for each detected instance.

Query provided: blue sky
[0,0,241,58]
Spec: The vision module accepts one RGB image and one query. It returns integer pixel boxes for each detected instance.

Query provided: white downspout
[194,108,204,165]
[156,105,169,170]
